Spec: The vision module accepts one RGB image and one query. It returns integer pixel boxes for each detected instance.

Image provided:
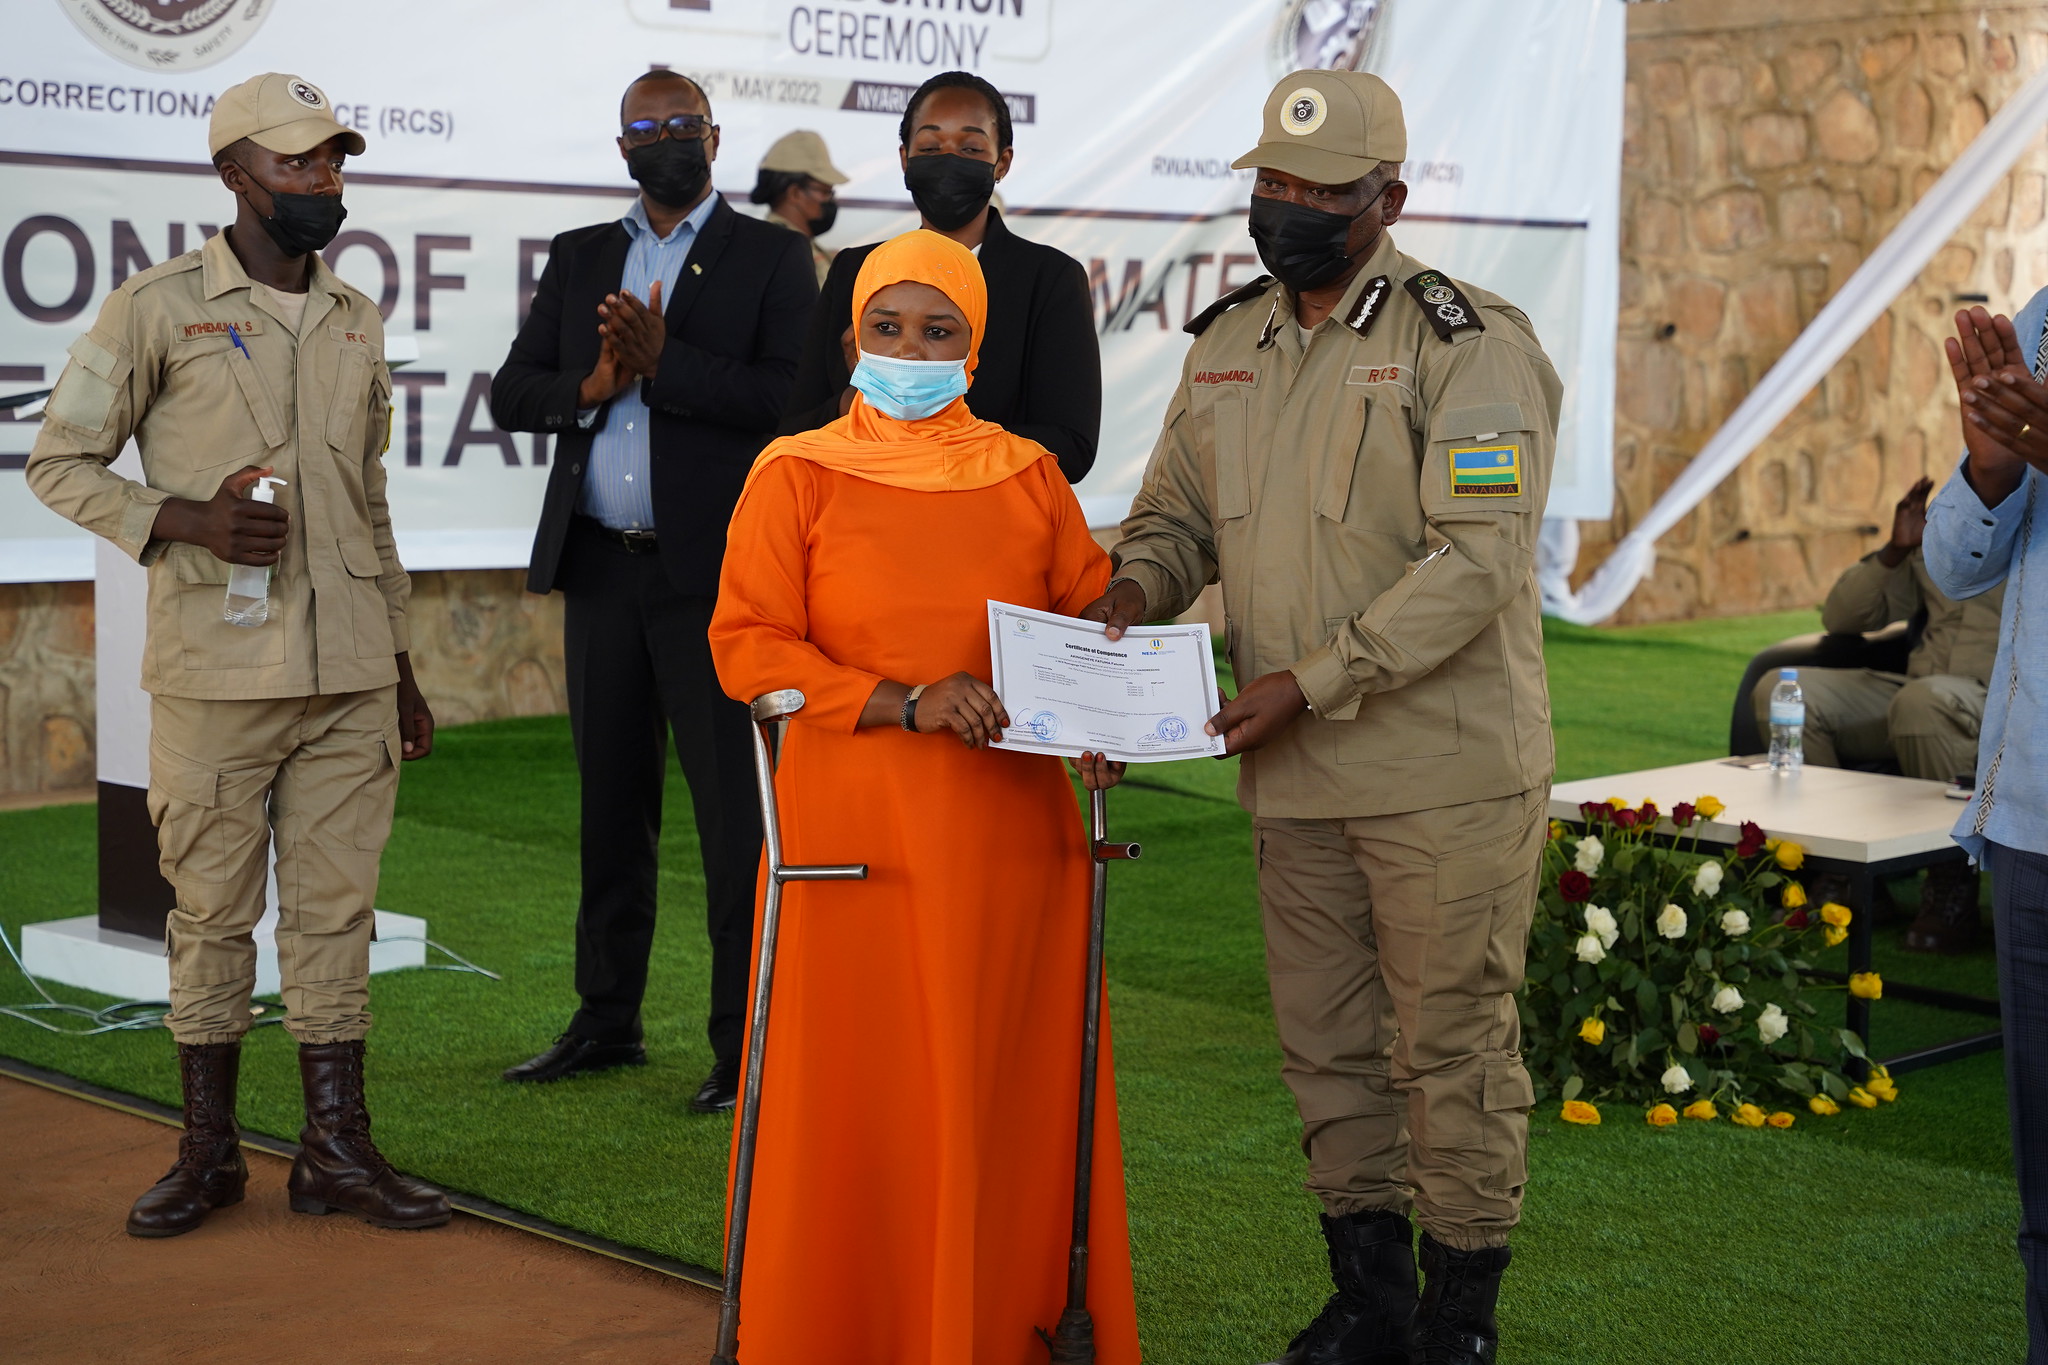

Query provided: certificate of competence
[987,601,1227,763]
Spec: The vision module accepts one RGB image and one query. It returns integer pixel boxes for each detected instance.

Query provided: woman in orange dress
[707,229,1142,1364]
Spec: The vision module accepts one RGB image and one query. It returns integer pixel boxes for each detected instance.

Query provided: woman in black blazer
[780,71,1101,483]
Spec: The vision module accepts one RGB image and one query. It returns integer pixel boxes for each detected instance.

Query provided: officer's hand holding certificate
[988,601,1228,763]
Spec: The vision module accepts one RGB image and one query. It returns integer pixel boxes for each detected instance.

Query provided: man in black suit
[780,70,1099,483]
[489,70,816,1112]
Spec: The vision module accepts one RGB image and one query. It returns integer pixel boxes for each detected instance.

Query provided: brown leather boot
[1904,860,1983,954]
[126,1041,248,1238]
[287,1040,451,1229]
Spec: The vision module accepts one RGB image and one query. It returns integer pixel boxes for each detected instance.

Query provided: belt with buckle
[577,516,659,554]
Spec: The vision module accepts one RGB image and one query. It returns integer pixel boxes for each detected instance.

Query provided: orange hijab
[745,229,1052,493]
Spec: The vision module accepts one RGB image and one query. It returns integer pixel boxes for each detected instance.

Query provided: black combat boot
[1413,1233,1511,1365]
[127,1040,248,1237]
[288,1040,451,1229]
[1262,1208,1418,1365]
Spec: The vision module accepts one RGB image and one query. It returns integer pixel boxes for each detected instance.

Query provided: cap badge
[289,80,323,108]
[1282,87,1327,136]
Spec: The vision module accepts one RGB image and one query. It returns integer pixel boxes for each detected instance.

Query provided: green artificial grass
[0,609,2025,1362]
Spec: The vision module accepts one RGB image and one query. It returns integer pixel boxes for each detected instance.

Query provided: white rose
[1757,1003,1788,1044]
[1720,909,1751,936]
[1656,903,1688,939]
[1711,985,1744,1014]
[1574,836,1605,874]
[1584,905,1620,950]
[1692,861,1724,898]
[1575,933,1607,964]
[1661,1063,1693,1094]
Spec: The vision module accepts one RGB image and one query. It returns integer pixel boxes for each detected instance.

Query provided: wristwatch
[900,682,929,732]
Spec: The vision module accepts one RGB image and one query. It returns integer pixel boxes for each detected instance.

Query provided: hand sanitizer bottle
[223,477,287,627]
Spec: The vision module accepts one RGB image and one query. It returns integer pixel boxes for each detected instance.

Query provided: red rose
[1638,801,1660,824]
[1736,821,1767,858]
[1785,909,1810,930]
[1672,802,1697,828]
[1559,869,1593,902]
[1579,800,1608,824]
[1613,807,1640,829]
[1697,1024,1720,1046]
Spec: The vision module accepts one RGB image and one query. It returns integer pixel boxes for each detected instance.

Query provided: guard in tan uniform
[1085,72,1559,1365]
[27,73,449,1238]
[751,128,848,286]
[1748,475,2001,951]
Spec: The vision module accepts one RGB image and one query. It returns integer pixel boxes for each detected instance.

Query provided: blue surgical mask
[850,350,969,421]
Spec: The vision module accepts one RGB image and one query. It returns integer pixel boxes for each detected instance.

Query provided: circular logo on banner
[54,0,273,72]
[1282,88,1326,137]
[1271,0,1394,80]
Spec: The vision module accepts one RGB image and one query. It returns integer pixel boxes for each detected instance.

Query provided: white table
[1551,758,1999,1076]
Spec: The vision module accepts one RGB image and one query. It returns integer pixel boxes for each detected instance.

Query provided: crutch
[1040,784,1140,1363]
[711,689,867,1365]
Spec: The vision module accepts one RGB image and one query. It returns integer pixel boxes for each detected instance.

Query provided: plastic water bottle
[1768,667,1804,773]
[222,477,286,627]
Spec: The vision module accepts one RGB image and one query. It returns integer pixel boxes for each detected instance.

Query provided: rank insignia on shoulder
[1448,444,1521,497]
[1184,273,1276,336]
[1404,270,1485,342]
[1346,275,1391,337]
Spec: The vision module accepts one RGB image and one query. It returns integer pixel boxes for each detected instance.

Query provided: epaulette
[1184,274,1276,336]
[122,248,205,295]
[1402,267,1486,343]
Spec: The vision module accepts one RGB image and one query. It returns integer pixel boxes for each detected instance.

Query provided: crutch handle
[779,863,868,881]
[1091,841,1140,862]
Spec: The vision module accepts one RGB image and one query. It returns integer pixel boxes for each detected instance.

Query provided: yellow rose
[1849,972,1884,1000]
[1549,820,1568,842]
[1695,795,1726,820]
[1647,1103,1678,1127]
[1824,924,1848,947]
[1579,1017,1606,1045]
[1605,796,1628,810]
[1732,1103,1766,1128]
[1820,902,1852,928]
[1561,1100,1601,1125]
[1809,1094,1840,1116]
[1683,1100,1718,1121]
[1848,1087,1878,1108]
[1774,840,1806,871]
[1767,1110,1796,1128]
[1867,1076,1900,1102]
[1782,881,1808,909]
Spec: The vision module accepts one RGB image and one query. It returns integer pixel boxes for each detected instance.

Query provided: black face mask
[1247,194,1367,293]
[627,137,711,209]
[807,199,838,238]
[238,169,347,257]
[904,153,996,232]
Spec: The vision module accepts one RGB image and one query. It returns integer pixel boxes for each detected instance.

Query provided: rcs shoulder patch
[1404,269,1485,343]
[1448,443,1522,497]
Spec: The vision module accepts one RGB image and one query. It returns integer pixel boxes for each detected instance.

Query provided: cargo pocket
[1332,611,1459,763]
[172,545,288,671]
[351,732,399,852]
[325,345,372,451]
[1205,387,1252,521]
[339,537,396,660]
[147,741,224,885]
[1481,1058,1535,1193]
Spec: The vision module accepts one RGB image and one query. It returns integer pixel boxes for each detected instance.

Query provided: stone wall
[1595,0,2048,622]
[0,571,564,802]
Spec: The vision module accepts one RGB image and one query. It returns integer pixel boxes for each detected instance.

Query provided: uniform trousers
[1988,841,2048,1364]
[148,686,399,1046]
[1750,668,1985,783]
[559,517,763,1060]
[1253,787,1546,1250]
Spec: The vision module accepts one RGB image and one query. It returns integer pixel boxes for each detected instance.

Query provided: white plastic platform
[20,909,427,1002]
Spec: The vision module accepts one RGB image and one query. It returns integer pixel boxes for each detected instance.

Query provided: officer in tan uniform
[751,128,849,286]
[1748,475,2002,951]
[1085,72,1559,1365]
[27,73,449,1239]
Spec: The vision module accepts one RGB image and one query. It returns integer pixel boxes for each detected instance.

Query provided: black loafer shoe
[688,1057,741,1114]
[502,1033,647,1083]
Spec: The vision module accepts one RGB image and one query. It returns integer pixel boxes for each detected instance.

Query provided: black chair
[1726,611,1926,758]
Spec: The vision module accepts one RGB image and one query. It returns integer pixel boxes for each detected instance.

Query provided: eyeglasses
[621,114,713,146]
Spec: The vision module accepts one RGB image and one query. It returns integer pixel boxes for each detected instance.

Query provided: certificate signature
[987,601,1226,763]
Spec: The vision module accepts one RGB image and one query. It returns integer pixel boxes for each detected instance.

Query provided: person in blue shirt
[1925,293,2048,1364]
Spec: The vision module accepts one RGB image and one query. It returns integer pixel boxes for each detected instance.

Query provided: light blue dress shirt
[1924,284,2048,860]
[576,193,718,530]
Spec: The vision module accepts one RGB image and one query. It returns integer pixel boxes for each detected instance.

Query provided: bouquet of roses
[1519,795,1893,1123]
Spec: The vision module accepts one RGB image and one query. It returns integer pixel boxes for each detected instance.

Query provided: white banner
[0,0,1622,582]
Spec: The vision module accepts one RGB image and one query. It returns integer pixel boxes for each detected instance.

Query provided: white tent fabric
[1546,63,2048,625]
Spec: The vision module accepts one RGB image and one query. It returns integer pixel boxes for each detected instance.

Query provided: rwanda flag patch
[1448,444,1522,497]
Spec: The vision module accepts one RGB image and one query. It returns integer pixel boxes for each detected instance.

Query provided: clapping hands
[1948,305,2048,504]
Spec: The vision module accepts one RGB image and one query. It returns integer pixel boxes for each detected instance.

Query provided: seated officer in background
[26,73,446,1237]
[1751,475,2000,952]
